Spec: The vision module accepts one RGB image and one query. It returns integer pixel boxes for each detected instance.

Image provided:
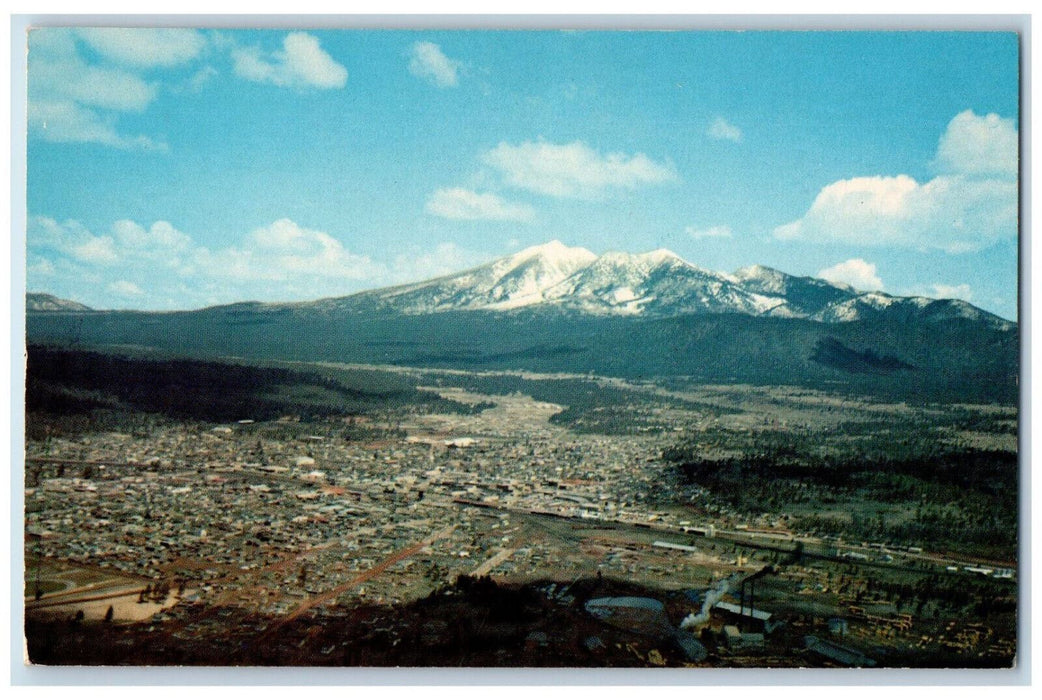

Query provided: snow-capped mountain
[33,240,1008,331]
[25,241,1017,404]
[304,240,1011,330]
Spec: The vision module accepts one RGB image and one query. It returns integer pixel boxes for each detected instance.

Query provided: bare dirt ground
[25,560,179,622]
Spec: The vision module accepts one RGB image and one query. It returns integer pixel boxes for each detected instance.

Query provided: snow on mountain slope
[367,240,597,313]
[542,250,687,313]
[201,240,1011,329]
[535,249,783,317]
[732,264,859,317]
[814,293,1013,330]
[731,264,793,295]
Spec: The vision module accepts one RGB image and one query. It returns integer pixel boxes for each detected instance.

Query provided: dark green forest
[27,304,1019,404]
[25,345,476,433]
[663,426,1018,559]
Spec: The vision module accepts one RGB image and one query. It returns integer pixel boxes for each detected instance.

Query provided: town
[23,367,1018,667]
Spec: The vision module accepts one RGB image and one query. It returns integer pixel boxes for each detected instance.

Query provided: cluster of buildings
[25,409,715,619]
[23,390,1016,666]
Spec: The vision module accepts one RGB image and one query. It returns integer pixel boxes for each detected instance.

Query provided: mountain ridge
[219,241,1014,330]
[25,238,1019,404]
[25,241,1014,332]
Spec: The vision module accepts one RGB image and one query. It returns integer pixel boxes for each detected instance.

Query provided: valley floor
[23,361,1019,669]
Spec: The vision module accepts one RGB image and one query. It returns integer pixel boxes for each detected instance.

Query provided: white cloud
[30,216,118,264]
[76,28,207,68]
[27,28,166,149]
[776,175,917,243]
[774,173,1017,253]
[29,216,93,250]
[112,219,194,257]
[28,99,165,150]
[199,219,379,281]
[774,111,1018,253]
[934,110,1018,176]
[927,283,974,301]
[28,216,386,309]
[390,242,492,284]
[686,224,732,240]
[186,65,219,92]
[27,256,56,277]
[898,282,976,304]
[30,30,156,111]
[29,216,527,309]
[30,216,198,269]
[59,64,155,112]
[108,280,145,297]
[27,28,355,148]
[425,188,534,221]
[408,41,461,87]
[232,32,347,89]
[71,236,121,265]
[817,258,884,291]
[482,140,677,198]
[708,117,742,142]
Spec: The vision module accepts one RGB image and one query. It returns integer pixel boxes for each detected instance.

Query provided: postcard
[20,23,1020,672]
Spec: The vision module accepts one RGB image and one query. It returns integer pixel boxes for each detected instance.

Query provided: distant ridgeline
[25,243,1018,404]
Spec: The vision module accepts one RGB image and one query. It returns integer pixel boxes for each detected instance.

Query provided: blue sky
[24,29,1020,318]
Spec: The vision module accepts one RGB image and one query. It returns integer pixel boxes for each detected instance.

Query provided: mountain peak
[732,264,792,295]
[735,263,769,274]
[638,248,683,265]
[594,247,684,269]
[512,240,596,266]
[734,263,786,280]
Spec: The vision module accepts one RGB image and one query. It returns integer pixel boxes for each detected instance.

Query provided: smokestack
[680,576,735,629]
